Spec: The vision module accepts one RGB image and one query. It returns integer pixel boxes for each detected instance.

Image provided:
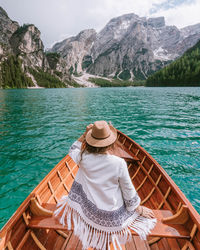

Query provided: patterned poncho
[55,141,156,250]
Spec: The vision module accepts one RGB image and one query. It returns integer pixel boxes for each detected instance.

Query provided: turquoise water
[0,87,200,228]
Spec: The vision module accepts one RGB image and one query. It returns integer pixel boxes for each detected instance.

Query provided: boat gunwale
[0,154,71,238]
[0,130,200,241]
[118,130,200,228]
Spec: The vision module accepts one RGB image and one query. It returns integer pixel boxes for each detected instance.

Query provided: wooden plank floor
[63,234,150,250]
[56,232,182,250]
[20,228,182,249]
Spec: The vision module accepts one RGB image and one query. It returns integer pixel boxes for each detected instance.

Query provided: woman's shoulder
[83,152,126,168]
[106,154,126,164]
[85,152,124,161]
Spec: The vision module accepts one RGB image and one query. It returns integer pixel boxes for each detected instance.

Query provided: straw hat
[85,121,117,147]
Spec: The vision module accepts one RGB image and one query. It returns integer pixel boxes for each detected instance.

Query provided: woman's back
[77,152,125,210]
[55,121,156,249]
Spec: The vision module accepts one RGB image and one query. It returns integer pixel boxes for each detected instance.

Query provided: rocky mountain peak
[51,29,97,74]
[109,13,139,22]
[10,24,43,54]
[106,13,139,30]
[0,6,74,88]
[0,6,19,45]
[0,6,8,17]
[90,14,140,60]
[9,24,48,68]
[180,23,200,38]
[51,29,96,53]
[76,29,96,42]
[50,12,200,81]
[98,13,139,40]
[147,16,165,28]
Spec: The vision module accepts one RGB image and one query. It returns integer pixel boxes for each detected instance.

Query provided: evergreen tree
[146,40,200,86]
[0,55,34,88]
[29,68,66,88]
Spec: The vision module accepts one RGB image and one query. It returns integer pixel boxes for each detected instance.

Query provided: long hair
[80,140,114,161]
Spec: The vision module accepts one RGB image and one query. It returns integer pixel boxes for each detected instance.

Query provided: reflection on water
[0,87,200,227]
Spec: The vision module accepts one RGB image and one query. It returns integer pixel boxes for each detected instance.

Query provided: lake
[0,87,200,228]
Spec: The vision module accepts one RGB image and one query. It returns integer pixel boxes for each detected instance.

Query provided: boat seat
[28,203,190,239]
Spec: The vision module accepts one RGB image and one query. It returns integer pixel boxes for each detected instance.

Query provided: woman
[55,121,156,250]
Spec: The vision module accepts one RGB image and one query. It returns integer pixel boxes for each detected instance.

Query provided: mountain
[146,39,200,86]
[51,29,97,75]
[0,7,75,89]
[1,7,200,88]
[50,13,200,81]
[0,7,19,46]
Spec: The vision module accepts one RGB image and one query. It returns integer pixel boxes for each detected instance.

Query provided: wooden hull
[0,130,200,249]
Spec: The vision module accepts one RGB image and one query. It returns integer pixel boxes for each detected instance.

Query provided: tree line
[29,68,66,88]
[0,55,68,88]
[0,55,33,88]
[146,40,200,86]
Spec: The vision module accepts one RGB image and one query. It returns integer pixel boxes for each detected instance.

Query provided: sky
[0,0,200,48]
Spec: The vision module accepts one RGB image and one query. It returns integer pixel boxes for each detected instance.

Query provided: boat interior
[0,131,200,249]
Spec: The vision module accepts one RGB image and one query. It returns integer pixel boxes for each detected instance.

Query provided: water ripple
[0,87,200,228]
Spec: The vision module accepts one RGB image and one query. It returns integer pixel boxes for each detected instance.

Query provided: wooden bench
[28,201,190,239]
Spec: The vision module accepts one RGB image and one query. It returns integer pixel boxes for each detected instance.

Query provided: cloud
[151,0,200,28]
[0,0,200,48]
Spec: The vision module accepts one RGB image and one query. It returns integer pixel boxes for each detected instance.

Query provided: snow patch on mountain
[153,47,174,61]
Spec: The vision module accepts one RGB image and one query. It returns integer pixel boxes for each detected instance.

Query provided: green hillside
[146,40,200,86]
[29,68,66,88]
[0,55,34,88]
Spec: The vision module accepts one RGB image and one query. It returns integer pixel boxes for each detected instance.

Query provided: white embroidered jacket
[55,140,156,249]
[69,140,141,212]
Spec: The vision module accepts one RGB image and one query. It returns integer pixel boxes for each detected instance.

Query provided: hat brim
[85,125,117,147]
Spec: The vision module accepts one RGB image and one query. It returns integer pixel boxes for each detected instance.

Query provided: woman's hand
[85,124,93,134]
[136,206,155,218]
[78,124,93,142]
[83,124,93,137]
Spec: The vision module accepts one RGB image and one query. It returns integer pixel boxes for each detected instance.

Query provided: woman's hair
[85,142,113,154]
[80,141,114,161]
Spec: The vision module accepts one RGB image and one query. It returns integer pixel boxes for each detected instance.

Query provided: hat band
[91,132,111,140]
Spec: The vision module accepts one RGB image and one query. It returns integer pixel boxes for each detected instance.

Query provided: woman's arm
[136,206,155,218]
[69,124,93,164]
[78,123,93,142]
[119,160,141,211]
[119,161,155,218]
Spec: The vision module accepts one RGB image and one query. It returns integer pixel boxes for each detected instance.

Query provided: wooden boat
[0,130,200,250]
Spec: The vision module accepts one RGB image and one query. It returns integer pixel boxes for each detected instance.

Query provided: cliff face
[0,7,72,88]
[51,13,200,80]
[0,7,19,57]
[0,7,47,69]
[51,29,97,74]
[10,24,49,69]
[0,7,19,44]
